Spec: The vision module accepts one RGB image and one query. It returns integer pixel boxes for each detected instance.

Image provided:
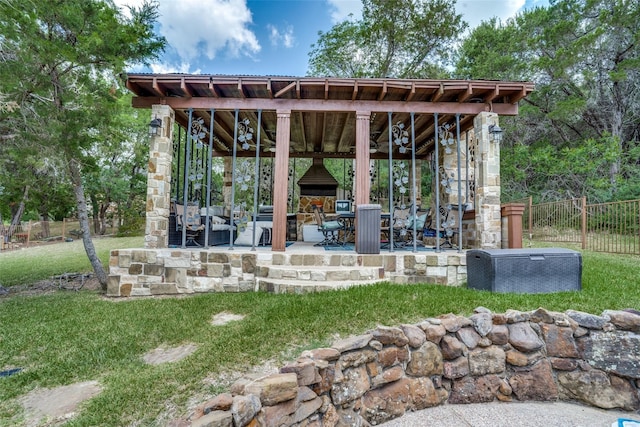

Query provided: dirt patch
[20,380,102,427]
[211,311,245,326]
[143,344,198,365]
[1,275,101,299]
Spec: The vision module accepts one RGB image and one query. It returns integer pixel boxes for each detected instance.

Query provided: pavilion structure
[126,75,533,252]
[106,75,533,297]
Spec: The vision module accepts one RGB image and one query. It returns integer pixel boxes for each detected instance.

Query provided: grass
[0,236,143,287]
[0,238,639,426]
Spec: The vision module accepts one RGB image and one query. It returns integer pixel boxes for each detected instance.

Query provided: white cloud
[456,0,526,29]
[150,61,201,75]
[114,0,260,63]
[268,24,295,48]
[326,0,362,23]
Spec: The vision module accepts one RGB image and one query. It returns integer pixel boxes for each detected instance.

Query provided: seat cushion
[323,220,342,230]
[234,224,264,246]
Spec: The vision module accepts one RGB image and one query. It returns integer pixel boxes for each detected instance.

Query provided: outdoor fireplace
[298,158,339,196]
[297,159,339,214]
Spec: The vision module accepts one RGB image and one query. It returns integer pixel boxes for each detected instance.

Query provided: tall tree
[0,0,165,287]
[308,0,466,78]
[455,0,640,202]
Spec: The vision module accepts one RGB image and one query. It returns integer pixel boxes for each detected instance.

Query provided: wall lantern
[489,123,503,143]
[148,117,163,137]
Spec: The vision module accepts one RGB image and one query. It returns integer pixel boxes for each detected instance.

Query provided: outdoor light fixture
[489,123,503,143]
[148,117,162,137]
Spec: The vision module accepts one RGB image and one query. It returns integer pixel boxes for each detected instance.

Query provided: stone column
[473,112,501,249]
[145,105,175,249]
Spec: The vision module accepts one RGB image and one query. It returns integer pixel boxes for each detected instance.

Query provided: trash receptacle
[356,204,381,254]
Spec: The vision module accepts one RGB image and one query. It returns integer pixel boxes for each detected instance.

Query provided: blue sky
[117,0,549,77]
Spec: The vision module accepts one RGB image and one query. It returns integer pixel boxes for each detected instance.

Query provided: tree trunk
[68,157,108,288]
[7,185,29,238]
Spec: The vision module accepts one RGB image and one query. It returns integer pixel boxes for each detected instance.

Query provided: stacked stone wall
[182,307,640,426]
[107,249,468,296]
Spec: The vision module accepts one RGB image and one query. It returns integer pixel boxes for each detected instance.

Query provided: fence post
[26,220,32,247]
[528,196,533,236]
[62,218,66,239]
[581,196,587,250]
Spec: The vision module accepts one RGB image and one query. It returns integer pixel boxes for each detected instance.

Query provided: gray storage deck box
[466,248,582,293]
[356,204,381,254]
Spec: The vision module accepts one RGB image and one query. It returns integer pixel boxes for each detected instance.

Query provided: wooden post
[354,111,371,206]
[26,220,31,247]
[581,196,587,250]
[272,109,291,251]
[501,203,526,249]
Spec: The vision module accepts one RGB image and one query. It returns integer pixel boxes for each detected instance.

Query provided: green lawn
[0,236,143,287]
[0,239,638,426]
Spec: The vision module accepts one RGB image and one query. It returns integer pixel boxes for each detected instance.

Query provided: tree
[454,0,640,203]
[308,0,466,78]
[0,0,165,287]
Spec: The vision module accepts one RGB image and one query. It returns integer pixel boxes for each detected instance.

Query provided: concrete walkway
[383,401,640,427]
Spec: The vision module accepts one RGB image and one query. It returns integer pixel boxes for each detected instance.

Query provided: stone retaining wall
[106,249,467,296]
[181,307,640,426]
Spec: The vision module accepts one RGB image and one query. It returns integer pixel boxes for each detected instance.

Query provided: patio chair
[175,202,205,246]
[312,204,346,246]
[423,205,458,249]
[381,206,411,248]
[404,209,431,246]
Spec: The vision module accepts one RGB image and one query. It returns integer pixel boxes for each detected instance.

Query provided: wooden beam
[266,79,273,99]
[431,83,445,102]
[510,87,529,104]
[151,78,164,96]
[132,97,522,115]
[485,85,500,103]
[377,81,387,101]
[405,82,416,102]
[207,78,219,97]
[180,77,193,97]
[274,81,296,98]
[238,79,246,98]
[458,83,473,103]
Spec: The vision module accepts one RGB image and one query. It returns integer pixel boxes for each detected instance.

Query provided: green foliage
[456,0,640,204]
[308,0,465,78]
[0,0,165,281]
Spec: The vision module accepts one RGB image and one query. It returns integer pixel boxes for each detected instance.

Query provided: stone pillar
[501,203,526,248]
[473,112,501,249]
[145,105,175,249]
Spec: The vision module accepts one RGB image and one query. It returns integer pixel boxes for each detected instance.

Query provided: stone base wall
[182,308,640,426]
[106,249,468,296]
